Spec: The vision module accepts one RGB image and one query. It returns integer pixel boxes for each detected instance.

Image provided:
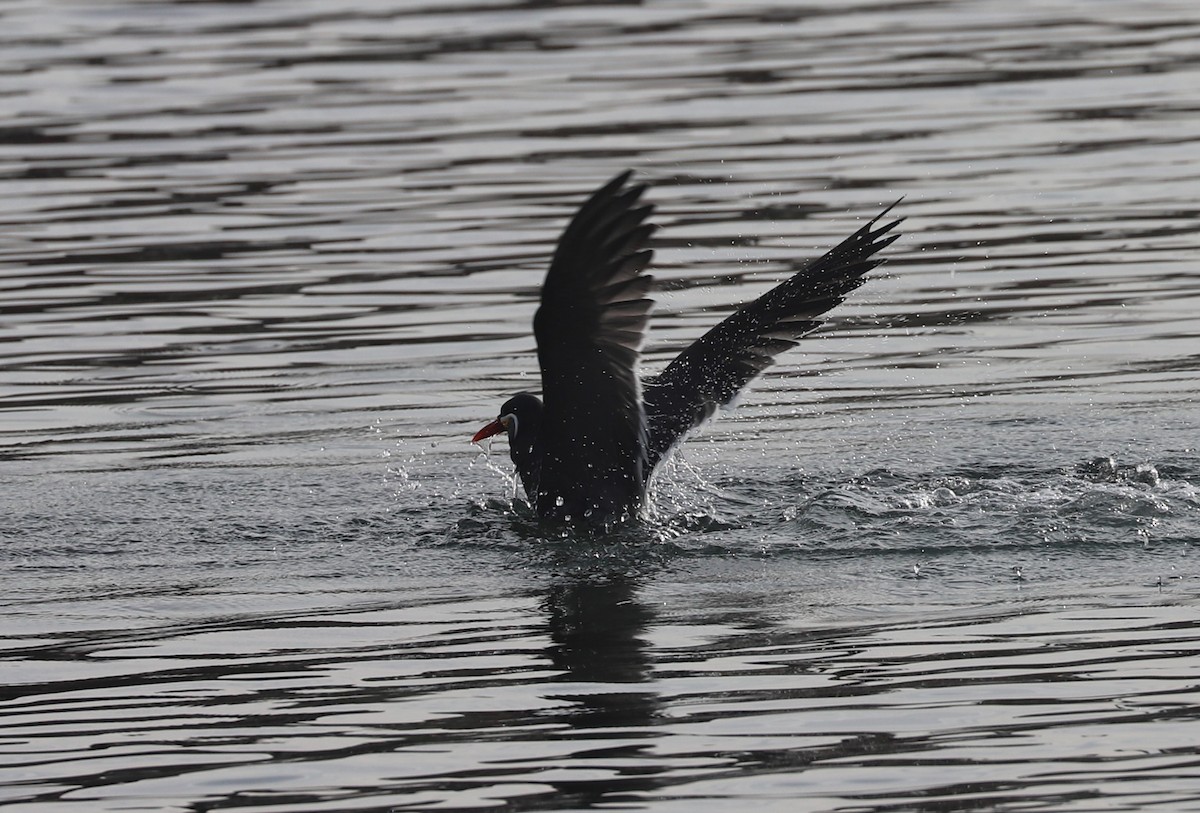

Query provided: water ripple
[3,0,1200,810]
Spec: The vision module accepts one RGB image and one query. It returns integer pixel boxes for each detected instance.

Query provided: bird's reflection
[542,576,660,730]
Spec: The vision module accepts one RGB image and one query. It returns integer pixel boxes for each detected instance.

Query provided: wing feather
[643,203,902,471]
[533,171,657,519]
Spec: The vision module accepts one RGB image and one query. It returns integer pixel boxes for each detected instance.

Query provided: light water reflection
[2,0,1199,810]
[5,554,1200,811]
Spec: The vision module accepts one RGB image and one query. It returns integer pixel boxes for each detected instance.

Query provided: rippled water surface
[3,1,1200,811]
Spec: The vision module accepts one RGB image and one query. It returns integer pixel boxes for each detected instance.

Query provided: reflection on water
[5,558,1200,810]
[2,0,1200,810]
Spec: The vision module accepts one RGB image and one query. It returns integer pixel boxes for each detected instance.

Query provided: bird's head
[471,392,543,453]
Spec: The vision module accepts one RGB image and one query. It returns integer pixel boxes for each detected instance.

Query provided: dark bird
[473,171,901,524]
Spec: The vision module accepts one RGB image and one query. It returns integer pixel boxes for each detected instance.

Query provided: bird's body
[473,172,901,524]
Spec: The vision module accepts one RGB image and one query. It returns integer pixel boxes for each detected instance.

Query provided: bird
[473,171,901,524]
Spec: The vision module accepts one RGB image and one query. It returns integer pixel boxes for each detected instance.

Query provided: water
[2,0,1200,810]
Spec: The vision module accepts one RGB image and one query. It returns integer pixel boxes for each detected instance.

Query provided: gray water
[3,1,1200,811]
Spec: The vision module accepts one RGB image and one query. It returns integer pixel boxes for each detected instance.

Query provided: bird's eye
[500,412,519,437]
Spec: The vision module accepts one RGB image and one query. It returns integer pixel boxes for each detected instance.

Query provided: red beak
[472,419,506,444]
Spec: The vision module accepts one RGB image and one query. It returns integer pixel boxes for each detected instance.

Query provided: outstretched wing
[533,171,657,518]
[643,204,902,471]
